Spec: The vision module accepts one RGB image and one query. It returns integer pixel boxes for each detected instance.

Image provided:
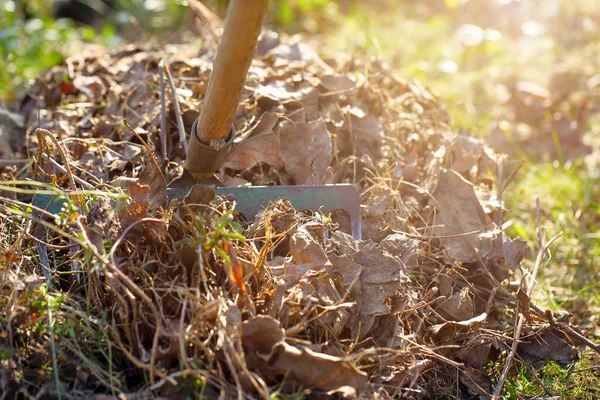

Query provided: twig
[159,59,168,163]
[492,198,561,398]
[546,310,600,355]
[41,153,94,189]
[497,158,524,198]
[163,63,189,153]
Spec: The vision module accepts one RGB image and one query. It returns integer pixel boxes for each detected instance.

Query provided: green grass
[502,359,600,400]
[505,160,600,295]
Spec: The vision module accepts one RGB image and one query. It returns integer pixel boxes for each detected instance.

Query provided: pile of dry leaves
[1,29,597,399]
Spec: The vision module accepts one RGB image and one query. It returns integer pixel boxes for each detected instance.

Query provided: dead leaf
[319,75,356,92]
[242,315,366,392]
[242,315,285,356]
[72,75,106,100]
[430,313,487,342]
[364,190,393,217]
[437,287,476,322]
[458,340,491,369]
[432,169,494,263]
[279,119,332,185]
[268,342,367,392]
[114,176,166,241]
[383,359,435,387]
[219,128,283,171]
[517,327,580,368]
[138,160,167,211]
[459,367,492,398]
[328,231,411,338]
[488,234,529,281]
[379,233,420,272]
[516,288,534,323]
[283,227,331,287]
[451,134,485,176]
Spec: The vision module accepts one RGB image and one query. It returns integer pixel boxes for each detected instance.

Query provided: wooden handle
[185,0,268,175]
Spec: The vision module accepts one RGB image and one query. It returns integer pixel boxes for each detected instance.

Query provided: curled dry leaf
[364,190,393,218]
[242,315,367,392]
[72,75,106,100]
[487,234,529,281]
[85,197,120,253]
[379,233,420,272]
[383,359,435,388]
[430,313,487,342]
[458,340,492,370]
[459,367,492,398]
[516,288,534,323]
[242,315,285,357]
[268,342,367,392]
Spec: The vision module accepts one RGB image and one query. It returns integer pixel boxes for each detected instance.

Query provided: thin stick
[159,59,168,162]
[163,63,188,153]
[41,153,94,189]
[492,198,561,398]
[546,310,600,355]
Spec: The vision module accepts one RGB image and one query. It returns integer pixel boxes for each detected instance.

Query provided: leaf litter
[1,25,599,400]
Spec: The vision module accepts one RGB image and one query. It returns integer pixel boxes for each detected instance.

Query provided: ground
[1,1,599,399]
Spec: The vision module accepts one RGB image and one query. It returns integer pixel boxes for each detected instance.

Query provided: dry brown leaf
[242,315,366,392]
[432,169,494,263]
[430,313,487,342]
[516,288,534,323]
[379,233,420,272]
[319,74,356,92]
[488,234,529,281]
[72,75,106,100]
[458,340,492,369]
[268,341,367,392]
[517,327,580,368]
[242,315,285,356]
[459,367,492,398]
[114,176,166,241]
[283,227,331,287]
[364,190,393,217]
[138,160,167,211]
[383,359,435,387]
[328,231,410,338]
[279,118,332,185]
[437,287,476,322]
[219,128,283,171]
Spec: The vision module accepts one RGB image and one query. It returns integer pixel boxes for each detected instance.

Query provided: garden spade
[33,0,362,239]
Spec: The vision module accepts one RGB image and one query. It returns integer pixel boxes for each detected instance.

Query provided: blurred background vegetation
[1,0,599,397]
